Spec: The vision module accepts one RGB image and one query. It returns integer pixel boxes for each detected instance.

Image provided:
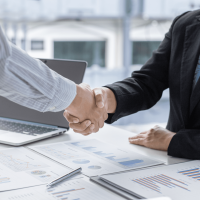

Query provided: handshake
[63,83,117,135]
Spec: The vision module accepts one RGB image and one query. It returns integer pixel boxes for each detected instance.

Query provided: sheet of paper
[100,160,200,200]
[0,147,73,191]
[0,178,123,200]
[29,139,163,176]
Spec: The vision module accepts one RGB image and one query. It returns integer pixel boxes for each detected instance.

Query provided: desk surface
[0,124,189,199]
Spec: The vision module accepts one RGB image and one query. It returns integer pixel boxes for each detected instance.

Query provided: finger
[103,112,108,121]
[93,88,104,108]
[69,120,91,131]
[140,131,148,135]
[91,124,100,133]
[80,83,90,90]
[129,138,145,146]
[63,111,79,123]
[74,124,95,135]
[98,119,104,129]
[80,83,90,88]
[129,134,145,140]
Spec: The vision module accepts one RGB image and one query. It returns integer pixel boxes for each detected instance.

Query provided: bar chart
[70,140,159,170]
[178,168,200,180]
[132,174,190,193]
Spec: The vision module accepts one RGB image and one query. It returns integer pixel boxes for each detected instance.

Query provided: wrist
[165,132,176,150]
[102,87,117,113]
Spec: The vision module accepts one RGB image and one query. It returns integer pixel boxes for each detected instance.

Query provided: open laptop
[0,59,86,146]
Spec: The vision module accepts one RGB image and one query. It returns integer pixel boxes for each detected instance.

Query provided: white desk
[0,124,189,199]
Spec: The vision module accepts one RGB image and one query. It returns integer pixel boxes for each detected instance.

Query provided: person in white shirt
[0,27,107,134]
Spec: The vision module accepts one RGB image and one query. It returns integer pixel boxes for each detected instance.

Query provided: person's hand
[64,87,117,135]
[129,125,175,151]
[64,84,108,135]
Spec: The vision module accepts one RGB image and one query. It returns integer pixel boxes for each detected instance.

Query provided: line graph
[0,151,48,172]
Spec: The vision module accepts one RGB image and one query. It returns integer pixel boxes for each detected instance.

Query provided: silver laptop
[0,59,86,146]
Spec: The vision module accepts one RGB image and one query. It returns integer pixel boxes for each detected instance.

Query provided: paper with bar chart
[29,139,163,176]
[100,160,200,199]
[0,178,122,200]
[0,147,72,191]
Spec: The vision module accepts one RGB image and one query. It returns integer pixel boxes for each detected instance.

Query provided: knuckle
[150,128,154,133]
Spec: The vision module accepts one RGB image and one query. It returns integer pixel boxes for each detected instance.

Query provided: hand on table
[129,125,175,151]
[64,87,117,135]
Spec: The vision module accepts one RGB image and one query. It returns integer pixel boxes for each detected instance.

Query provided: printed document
[29,139,163,176]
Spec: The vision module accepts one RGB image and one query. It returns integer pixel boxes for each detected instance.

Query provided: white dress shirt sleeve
[0,27,77,112]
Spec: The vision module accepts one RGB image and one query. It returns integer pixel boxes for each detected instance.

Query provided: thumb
[93,88,104,108]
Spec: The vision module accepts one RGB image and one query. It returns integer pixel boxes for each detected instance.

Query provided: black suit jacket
[105,10,200,159]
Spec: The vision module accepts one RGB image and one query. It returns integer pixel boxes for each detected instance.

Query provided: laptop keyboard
[0,119,57,136]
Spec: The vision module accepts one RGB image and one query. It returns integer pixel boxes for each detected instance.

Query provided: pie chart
[88,165,101,170]
[73,159,90,164]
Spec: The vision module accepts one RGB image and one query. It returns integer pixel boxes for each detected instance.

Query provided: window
[132,41,161,65]
[31,40,44,50]
[54,41,106,67]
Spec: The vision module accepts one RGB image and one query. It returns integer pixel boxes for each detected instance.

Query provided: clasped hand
[64,83,108,135]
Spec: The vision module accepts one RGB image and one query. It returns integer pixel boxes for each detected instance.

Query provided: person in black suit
[64,10,200,159]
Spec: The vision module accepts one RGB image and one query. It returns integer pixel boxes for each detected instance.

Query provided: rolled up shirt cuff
[44,75,77,112]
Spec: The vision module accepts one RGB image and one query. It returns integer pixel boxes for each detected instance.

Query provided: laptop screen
[0,59,86,128]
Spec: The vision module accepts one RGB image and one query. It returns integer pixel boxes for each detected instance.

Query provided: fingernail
[86,121,91,126]
[90,125,95,130]
[73,119,79,123]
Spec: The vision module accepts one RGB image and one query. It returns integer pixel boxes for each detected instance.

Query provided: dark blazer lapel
[181,18,200,125]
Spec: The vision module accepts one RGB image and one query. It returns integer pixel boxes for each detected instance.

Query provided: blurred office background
[0,0,199,132]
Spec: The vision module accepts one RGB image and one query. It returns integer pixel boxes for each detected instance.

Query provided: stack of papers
[100,161,200,200]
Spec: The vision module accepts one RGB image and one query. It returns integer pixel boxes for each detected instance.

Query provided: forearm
[0,27,76,112]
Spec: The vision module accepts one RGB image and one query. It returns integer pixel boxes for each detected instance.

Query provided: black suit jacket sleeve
[105,15,180,124]
[168,129,200,159]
